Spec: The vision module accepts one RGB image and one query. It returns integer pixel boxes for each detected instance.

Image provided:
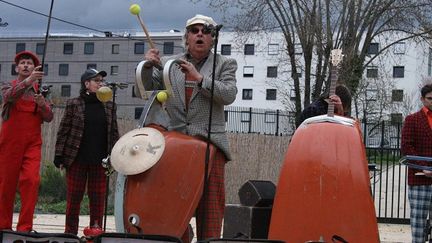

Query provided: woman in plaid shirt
[54,68,119,235]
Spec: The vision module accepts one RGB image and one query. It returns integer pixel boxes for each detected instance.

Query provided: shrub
[39,163,67,203]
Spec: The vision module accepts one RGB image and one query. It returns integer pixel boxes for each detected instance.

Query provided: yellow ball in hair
[156,91,168,103]
[129,4,141,15]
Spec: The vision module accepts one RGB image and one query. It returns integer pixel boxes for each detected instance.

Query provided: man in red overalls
[0,51,53,231]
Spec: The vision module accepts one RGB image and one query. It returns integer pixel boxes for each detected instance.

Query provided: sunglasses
[188,27,212,35]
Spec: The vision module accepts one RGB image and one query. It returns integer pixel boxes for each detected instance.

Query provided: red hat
[15,51,40,67]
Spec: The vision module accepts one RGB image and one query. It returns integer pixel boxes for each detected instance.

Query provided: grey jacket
[152,52,237,160]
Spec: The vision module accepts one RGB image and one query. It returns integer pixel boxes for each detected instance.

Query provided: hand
[144,48,161,67]
[327,94,344,115]
[27,66,44,84]
[34,93,46,107]
[328,94,342,105]
[179,60,203,82]
[423,170,432,178]
[53,156,66,169]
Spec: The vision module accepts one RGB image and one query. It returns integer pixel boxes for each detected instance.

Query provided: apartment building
[0,31,184,119]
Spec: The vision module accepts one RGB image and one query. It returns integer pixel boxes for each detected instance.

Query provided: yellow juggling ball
[156,91,168,103]
[129,4,141,15]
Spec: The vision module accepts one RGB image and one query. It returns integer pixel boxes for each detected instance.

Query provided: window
[221,44,231,55]
[294,43,302,55]
[429,48,432,76]
[112,44,120,54]
[111,65,119,75]
[87,63,97,70]
[36,43,45,55]
[294,69,302,78]
[42,64,48,75]
[132,86,137,97]
[367,43,379,55]
[266,89,277,100]
[61,85,71,97]
[163,42,174,54]
[289,111,296,123]
[242,89,253,100]
[290,89,296,101]
[393,66,404,78]
[84,42,94,54]
[243,66,254,77]
[265,111,276,123]
[244,44,255,55]
[63,43,73,54]
[268,44,279,55]
[391,113,403,123]
[366,67,378,78]
[134,42,145,54]
[392,89,404,102]
[16,43,25,53]
[11,64,17,75]
[267,66,278,78]
[59,64,69,76]
[394,42,406,54]
[366,89,378,101]
[135,107,144,119]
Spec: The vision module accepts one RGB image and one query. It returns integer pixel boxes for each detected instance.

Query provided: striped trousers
[65,162,107,235]
[181,149,226,242]
[408,185,432,243]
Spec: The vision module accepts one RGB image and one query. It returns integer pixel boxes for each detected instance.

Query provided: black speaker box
[223,204,272,239]
[0,230,81,243]
[205,238,284,243]
[238,180,276,207]
[93,233,181,243]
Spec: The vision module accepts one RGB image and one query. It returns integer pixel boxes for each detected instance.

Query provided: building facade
[0,31,428,124]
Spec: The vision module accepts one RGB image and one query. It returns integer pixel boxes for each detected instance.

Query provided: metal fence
[369,147,409,223]
[362,120,402,149]
[363,121,410,223]
[225,106,295,136]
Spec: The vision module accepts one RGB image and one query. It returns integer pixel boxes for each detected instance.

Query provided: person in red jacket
[401,83,432,243]
[0,51,53,231]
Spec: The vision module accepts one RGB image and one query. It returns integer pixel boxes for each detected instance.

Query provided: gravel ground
[11,213,412,242]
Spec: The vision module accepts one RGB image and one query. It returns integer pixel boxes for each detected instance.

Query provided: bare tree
[195,0,432,122]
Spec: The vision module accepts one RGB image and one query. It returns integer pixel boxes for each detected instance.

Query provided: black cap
[81,68,107,82]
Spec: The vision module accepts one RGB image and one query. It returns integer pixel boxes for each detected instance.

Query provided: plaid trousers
[65,162,107,235]
[408,185,432,243]
[181,149,226,242]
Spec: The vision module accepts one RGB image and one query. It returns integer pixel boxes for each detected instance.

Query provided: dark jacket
[55,95,119,167]
[297,98,328,127]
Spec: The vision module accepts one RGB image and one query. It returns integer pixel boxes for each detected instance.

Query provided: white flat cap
[186,14,217,27]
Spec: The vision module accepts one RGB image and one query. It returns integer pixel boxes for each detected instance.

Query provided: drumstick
[136,14,163,70]
[129,4,155,49]
[136,14,156,49]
